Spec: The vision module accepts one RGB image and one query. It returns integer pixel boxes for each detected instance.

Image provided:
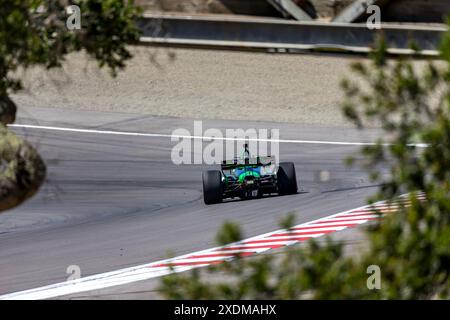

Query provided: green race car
[202,144,298,205]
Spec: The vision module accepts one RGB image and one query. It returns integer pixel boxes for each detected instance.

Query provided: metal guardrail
[137,13,447,56]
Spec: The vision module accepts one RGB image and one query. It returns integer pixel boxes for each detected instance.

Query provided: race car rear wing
[221,156,275,170]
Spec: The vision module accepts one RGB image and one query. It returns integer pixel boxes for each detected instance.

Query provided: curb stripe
[216,244,285,251]
[187,252,254,259]
[153,260,225,268]
[315,218,378,224]
[303,222,360,227]
[270,231,328,238]
[290,226,345,232]
[269,230,328,237]
[243,237,312,244]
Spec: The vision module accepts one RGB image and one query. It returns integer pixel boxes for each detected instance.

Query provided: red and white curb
[0,193,424,300]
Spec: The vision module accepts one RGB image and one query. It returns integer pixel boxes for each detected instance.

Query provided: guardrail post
[267,0,313,21]
[333,0,388,23]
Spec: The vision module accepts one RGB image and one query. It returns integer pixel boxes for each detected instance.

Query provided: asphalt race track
[0,106,386,297]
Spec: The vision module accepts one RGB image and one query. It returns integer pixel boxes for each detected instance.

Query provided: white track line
[0,195,421,300]
[8,124,429,147]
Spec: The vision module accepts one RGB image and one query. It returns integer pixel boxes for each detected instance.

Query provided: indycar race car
[202,145,298,204]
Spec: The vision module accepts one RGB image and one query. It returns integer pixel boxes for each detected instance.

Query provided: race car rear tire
[277,162,298,195]
[202,170,223,205]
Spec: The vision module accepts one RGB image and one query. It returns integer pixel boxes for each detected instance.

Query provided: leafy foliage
[0,0,141,96]
[0,0,141,212]
[159,26,450,299]
[0,126,46,211]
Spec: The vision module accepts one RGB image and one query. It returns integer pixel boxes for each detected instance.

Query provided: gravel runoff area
[11,46,366,127]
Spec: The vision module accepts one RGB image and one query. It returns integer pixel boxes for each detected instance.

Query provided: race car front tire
[202,170,223,205]
[277,162,298,195]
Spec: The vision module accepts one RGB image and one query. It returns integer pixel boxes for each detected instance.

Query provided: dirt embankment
[12,47,362,126]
